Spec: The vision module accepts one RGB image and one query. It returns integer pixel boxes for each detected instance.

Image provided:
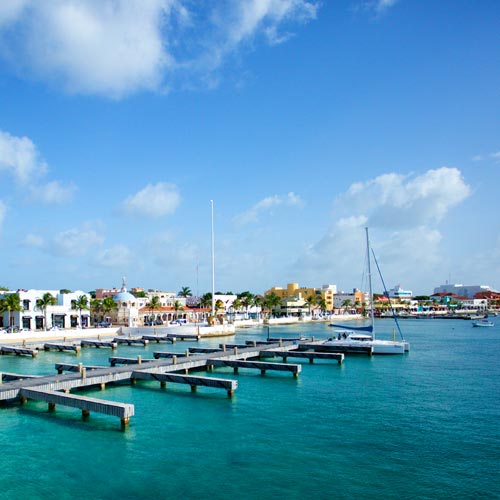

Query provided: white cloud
[121,182,181,217]
[93,244,134,269]
[23,233,44,248]
[0,130,48,182]
[472,155,482,162]
[0,1,318,98]
[233,191,304,226]
[49,224,105,257]
[336,167,470,229]
[0,200,6,229]
[0,0,28,28]
[375,0,398,12]
[30,180,76,204]
[293,167,471,293]
[490,151,500,162]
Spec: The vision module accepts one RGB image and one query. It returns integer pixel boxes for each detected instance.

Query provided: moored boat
[472,319,494,327]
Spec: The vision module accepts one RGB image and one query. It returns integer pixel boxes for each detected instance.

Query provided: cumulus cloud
[121,182,181,218]
[49,224,105,257]
[30,180,77,204]
[293,167,471,293]
[233,192,304,226]
[336,167,471,229]
[93,244,134,269]
[0,1,318,98]
[0,130,48,182]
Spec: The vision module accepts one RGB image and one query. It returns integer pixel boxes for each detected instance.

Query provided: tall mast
[210,200,215,318]
[365,227,375,337]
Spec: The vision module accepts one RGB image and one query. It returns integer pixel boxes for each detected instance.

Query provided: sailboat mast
[365,227,375,337]
[210,200,215,318]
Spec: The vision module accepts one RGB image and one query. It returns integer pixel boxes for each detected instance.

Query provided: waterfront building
[333,289,368,311]
[433,283,498,299]
[0,289,91,330]
[264,283,337,312]
[386,284,413,300]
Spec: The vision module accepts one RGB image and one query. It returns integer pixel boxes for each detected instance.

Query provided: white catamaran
[322,228,410,355]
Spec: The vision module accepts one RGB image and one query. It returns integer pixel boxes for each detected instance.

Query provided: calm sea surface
[1,319,499,500]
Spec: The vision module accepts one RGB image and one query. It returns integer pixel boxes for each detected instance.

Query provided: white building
[387,285,413,300]
[0,289,91,330]
[433,284,497,299]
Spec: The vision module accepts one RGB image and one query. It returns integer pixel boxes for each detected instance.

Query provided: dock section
[0,345,38,357]
[19,387,134,427]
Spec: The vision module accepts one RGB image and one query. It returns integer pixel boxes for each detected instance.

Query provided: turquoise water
[1,319,499,500]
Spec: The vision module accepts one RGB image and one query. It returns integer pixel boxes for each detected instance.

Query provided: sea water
[0,319,499,500]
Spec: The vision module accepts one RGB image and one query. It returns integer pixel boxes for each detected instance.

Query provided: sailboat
[321,228,410,355]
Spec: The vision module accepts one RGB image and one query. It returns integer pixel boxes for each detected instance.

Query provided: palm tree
[264,292,281,318]
[305,295,316,316]
[200,293,212,308]
[215,299,224,313]
[145,295,161,324]
[317,297,327,315]
[36,292,57,330]
[173,299,184,320]
[1,293,22,329]
[239,292,254,319]
[90,298,102,324]
[341,299,352,314]
[178,286,192,298]
[101,297,118,323]
[72,295,89,328]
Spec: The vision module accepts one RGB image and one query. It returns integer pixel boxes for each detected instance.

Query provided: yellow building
[264,283,336,311]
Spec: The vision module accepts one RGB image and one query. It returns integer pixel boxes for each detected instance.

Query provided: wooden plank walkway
[188,347,223,354]
[114,337,149,346]
[141,335,176,343]
[109,356,156,366]
[1,372,42,382]
[19,387,134,427]
[81,340,117,349]
[44,343,81,353]
[207,359,301,377]
[261,350,344,364]
[0,339,342,429]
[0,345,38,357]
[55,363,107,374]
[153,351,188,359]
[131,371,237,397]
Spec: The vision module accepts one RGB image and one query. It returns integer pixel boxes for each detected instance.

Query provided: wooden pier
[55,363,107,374]
[81,339,118,349]
[188,347,223,354]
[0,339,343,429]
[114,337,149,346]
[1,372,41,382]
[153,351,188,359]
[261,350,344,364]
[0,345,38,357]
[44,343,81,353]
[19,387,134,428]
[207,359,301,377]
[141,334,176,343]
[109,356,156,366]
[131,371,238,397]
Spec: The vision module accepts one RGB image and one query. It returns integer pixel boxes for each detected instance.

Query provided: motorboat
[472,319,494,327]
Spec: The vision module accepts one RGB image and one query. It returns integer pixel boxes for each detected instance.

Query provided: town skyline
[0,1,498,295]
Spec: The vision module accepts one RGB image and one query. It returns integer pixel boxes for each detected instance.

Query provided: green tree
[215,299,224,312]
[101,297,118,322]
[305,295,316,316]
[145,296,161,323]
[173,299,184,319]
[341,299,352,313]
[36,292,57,330]
[90,298,102,324]
[200,293,212,308]
[72,295,89,328]
[178,286,192,298]
[1,293,22,328]
[60,289,72,294]
[239,291,255,319]
[264,292,281,318]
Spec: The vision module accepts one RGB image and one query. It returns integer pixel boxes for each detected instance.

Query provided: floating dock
[141,335,176,343]
[113,337,149,346]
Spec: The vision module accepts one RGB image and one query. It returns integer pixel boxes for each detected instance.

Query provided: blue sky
[0,0,499,296]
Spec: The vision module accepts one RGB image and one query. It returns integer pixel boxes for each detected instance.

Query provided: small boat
[472,319,494,327]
